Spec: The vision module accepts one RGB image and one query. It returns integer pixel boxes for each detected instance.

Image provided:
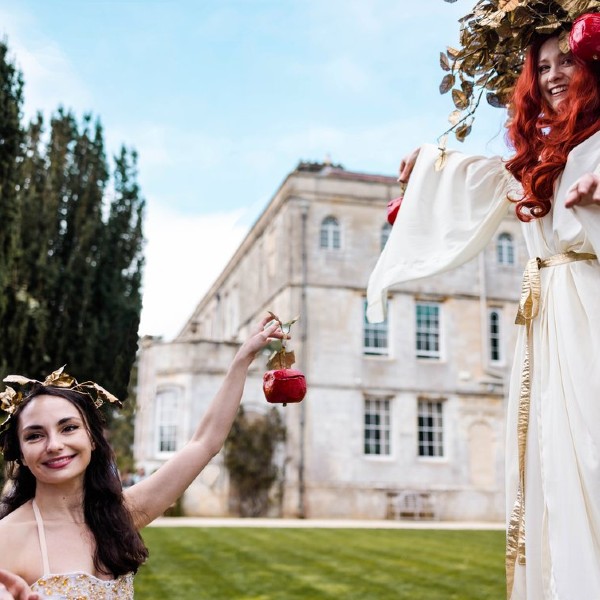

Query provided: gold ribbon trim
[506,251,597,598]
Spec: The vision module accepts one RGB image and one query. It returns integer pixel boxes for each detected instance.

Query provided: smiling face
[17,394,94,486]
[537,36,576,111]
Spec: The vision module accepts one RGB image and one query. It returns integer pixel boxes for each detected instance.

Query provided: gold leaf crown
[0,365,121,435]
[440,0,600,142]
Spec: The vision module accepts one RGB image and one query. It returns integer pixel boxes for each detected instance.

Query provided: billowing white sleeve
[367,143,512,323]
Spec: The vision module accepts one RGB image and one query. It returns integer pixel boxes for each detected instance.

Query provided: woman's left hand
[565,173,600,208]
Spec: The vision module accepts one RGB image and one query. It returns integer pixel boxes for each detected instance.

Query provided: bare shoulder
[0,500,32,525]
[0,503,40,577]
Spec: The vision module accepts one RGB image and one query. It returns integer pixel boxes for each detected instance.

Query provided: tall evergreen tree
[44,113,109,379]
[5,114,51,374]
[92,147,144,401]
[0,41,24,375]
[1,97,145,400]
[0,39,146,480]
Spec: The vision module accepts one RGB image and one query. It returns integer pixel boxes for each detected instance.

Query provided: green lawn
[135,527,506,599]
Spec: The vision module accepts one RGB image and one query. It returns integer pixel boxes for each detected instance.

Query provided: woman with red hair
[506,35,600,220]
[368,27,600,600]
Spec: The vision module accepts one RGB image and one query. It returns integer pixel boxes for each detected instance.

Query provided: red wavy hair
[505,35,600,222]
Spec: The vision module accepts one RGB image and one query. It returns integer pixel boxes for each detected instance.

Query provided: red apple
[263,368,306,405]
[570,13,600,62]
[386,196,403,225]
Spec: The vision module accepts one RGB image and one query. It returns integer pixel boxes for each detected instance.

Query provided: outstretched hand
[565,172,600,208]
[398,147,421,184]
[234,315,287,364]
[0,570,40,600]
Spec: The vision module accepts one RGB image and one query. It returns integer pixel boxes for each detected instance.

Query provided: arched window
[497,232,515,265]
[320,216,341,249]
[381,222,392,250]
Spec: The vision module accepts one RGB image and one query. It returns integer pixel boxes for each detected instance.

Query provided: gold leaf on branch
[435,150,448,171]
[440,52,451,72]
[455,123,472,142]
[498,0,520,11]
[267,349,296,371]
[439,73,455,94]
[452,88,470,110]
[448,110,462,125]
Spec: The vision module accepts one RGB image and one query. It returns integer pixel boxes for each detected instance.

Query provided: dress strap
[31,500,51,576]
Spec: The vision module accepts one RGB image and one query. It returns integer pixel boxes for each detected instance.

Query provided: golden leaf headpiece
[440,0,600,142]
[0,365,121,435]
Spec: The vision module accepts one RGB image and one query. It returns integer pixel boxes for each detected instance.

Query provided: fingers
[261,322,281,339]
[257,314,275,331]
[398,147,420,184]
[0,571,38,600]
[565,173,600,208]
[259,315,287,338]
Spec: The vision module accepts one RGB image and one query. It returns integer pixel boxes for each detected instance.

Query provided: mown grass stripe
[136,527,505,599]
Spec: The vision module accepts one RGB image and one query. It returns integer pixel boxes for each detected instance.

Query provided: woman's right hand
[398,147,421,184]
[0,570,40,600]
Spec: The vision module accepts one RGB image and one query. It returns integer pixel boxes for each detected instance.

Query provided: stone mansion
[134,160,525,521]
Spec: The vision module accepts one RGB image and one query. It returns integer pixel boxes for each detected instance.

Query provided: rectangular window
[156,390,179,454]
[418,399,444,457]
[363,299,388,355]
[488,308,502,363]
[415,302,440,359]
[364,397,391,456]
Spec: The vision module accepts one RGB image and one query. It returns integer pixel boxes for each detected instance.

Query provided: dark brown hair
[0,386,148,576]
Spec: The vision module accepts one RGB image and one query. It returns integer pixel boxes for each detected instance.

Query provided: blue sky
[1,0,509,340]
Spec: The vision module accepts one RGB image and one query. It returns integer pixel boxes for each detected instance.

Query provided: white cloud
[105,123,237,180]
[0,5,92,120]
[139,202,248,340]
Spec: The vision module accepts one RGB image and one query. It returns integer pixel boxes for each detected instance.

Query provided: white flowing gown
[367,134,600,600]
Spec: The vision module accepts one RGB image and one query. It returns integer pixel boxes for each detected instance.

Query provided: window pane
[320,216,340,250]
[364,299,388,355]
[417,400,444,457]
[364,398,391,455]
[156,390,179,454]
[497,233,514,265]
[489,310,501,362]
[415,303,440,359]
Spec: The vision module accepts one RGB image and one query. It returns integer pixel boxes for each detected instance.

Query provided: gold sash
[506,251,597,598]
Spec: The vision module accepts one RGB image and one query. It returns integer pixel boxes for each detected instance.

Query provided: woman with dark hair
[0,315,285,599]
[368,9,600,600]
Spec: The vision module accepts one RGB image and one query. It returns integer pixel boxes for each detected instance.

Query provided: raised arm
[124,315,285,528]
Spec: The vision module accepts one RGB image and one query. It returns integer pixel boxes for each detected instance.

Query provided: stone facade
[134,161,526,521]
